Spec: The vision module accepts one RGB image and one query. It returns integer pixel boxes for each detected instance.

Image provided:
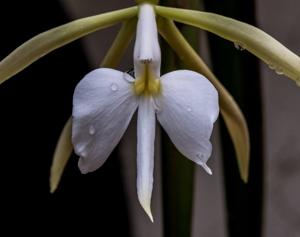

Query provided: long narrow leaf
[0,6,137,84]
[158,18,250,182]
[100,17,137,67]
[156,6,300,84]
[50,118,73,193]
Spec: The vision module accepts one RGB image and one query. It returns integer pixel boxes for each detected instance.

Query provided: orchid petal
[72,68,138,174]
[157,70,219,173]
[137,97,156,222]
[157,18,250,181]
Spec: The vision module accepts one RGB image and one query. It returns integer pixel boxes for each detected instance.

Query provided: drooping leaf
[0,7,137,84]
[156,6,300,84]
[50,118,73,193]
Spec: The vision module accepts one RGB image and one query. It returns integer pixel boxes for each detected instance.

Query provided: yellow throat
[134,63,161,96]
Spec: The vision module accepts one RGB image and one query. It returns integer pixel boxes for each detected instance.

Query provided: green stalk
[160,1,199,237]
[101,18,137,67]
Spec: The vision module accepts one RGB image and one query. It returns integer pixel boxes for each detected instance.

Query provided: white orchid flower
[72,3,219,221]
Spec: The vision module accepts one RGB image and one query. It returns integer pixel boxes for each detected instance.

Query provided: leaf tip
[49,173,58,194]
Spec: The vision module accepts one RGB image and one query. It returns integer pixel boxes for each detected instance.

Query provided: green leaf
[0,6,137,85]
[158,18,249,182]
[100,17,137,67]
[50,118,73,193]
[156,6,300,84]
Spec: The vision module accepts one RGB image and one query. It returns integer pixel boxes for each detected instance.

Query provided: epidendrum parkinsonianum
[73,3,219,221]
[0,0,299,221]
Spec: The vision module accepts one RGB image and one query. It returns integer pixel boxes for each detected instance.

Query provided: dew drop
[268,64,284,76]
[89,125,95,135]
[80,151,87,158]
[234,42,245,51]
[77,145,85,154]
[77,146,87,158]
[275,67,284,75]
[187,107,192,112]
[110,83,119,91]
[268,64,275,70]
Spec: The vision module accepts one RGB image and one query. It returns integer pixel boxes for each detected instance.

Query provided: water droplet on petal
[77,145,85,154]
[89,125,95,135]
[110,83,119,91]
[187,107,192,112]
[78,148,87,158]
[234,42,245,51]
[80,151,87,158]
[76,144,88,158]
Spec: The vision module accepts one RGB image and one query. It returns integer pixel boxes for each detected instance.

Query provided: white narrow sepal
[137,97,156,222]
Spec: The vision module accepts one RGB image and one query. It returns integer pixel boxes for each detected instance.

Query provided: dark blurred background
[0,1,131,235]
[0,1,299,236]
